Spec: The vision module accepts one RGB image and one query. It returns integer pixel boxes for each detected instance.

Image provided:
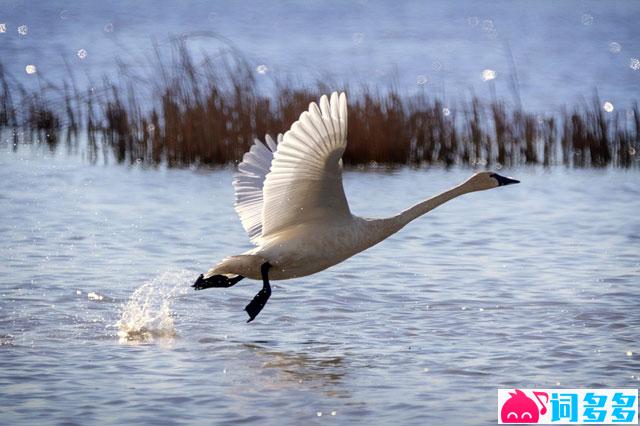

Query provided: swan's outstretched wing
[260,92,350,239]
[233,134,280,244]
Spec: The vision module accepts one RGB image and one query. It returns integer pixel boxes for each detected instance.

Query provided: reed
[0,41,637,168]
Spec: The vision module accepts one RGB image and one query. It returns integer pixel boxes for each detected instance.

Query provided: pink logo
[501,389,549,423]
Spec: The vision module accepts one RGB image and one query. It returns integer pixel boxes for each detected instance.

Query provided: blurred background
[1,1,639,425]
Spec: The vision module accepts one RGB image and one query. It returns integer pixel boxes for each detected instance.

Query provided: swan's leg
[244,262,272,323]
[192,274,244,290]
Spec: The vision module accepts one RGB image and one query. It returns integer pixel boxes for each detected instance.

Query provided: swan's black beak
[491,173,520,186]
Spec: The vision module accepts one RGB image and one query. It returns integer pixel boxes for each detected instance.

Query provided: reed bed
[0,41,638,168]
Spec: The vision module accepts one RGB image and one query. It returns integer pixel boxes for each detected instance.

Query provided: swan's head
[465,171,520,191]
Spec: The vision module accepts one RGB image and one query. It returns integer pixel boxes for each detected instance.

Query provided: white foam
[116,270,192,344]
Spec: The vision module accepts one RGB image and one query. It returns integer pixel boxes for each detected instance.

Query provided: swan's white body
[205,92,517,282]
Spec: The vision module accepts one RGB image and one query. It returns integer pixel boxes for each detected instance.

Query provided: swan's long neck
[360,182,473,248]
[391,183,471,230]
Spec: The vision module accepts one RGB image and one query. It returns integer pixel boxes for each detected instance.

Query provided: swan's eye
[522,412,532,419]
[507,412,518,419]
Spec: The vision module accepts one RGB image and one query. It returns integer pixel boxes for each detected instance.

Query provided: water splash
[116,270,192,344]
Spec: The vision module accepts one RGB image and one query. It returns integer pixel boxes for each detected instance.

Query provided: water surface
[1,146,639,424]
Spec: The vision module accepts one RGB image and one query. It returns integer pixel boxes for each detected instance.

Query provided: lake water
[1,0,640,112]
[1,144,639,425]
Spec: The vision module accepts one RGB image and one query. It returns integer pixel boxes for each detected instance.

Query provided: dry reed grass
[0,40,637,168]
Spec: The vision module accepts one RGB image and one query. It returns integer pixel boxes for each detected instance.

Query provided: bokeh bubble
[581,14,594,25]
[608,42,621,53]
[482,69,497,81]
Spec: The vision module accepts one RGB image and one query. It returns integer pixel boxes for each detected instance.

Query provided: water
[1,145,639,425]
[1,0,639,111]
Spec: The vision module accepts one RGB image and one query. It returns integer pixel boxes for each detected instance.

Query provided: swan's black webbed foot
[244,262,272,323]
[192,274,244,290]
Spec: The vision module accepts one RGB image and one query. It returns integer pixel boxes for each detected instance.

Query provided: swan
[193,92,519,322]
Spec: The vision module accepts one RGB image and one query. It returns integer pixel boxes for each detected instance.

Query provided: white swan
[193,92,519,322]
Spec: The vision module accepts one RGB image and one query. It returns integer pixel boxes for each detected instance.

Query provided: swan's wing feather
[261,92,350,238]
[233,134,281,244]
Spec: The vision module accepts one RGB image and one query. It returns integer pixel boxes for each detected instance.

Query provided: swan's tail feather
[203,255,266,281]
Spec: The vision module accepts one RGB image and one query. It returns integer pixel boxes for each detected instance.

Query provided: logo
[498,389,638,424]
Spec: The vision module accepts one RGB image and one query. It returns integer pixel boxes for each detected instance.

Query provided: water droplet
[608,42,621,53]
[223,368,227,374]
[602,101,614,112]
[17,25,28,36]
[581,14,594,25]
[147,124,155,133]
[104,22,114,33]
[256,64,268,75]
[466,16,479,27]
[59,10,69,20]
[352,32,365,44]
[423,367,430,372]
[442,107,451,116]
[461,306,467,310]
[416,75,428,86]
[316,411,323,417]
[556,381,561,386]
[331,411,337,416]
[629,147,636,156]
[135,158,142,164]
[77,49,87,60]
[627,350,633,357]
[76,290,82,295]
[25,64,37,74]
[630,58,640,71]
[0,23,6,33]
[482,69,497,81]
